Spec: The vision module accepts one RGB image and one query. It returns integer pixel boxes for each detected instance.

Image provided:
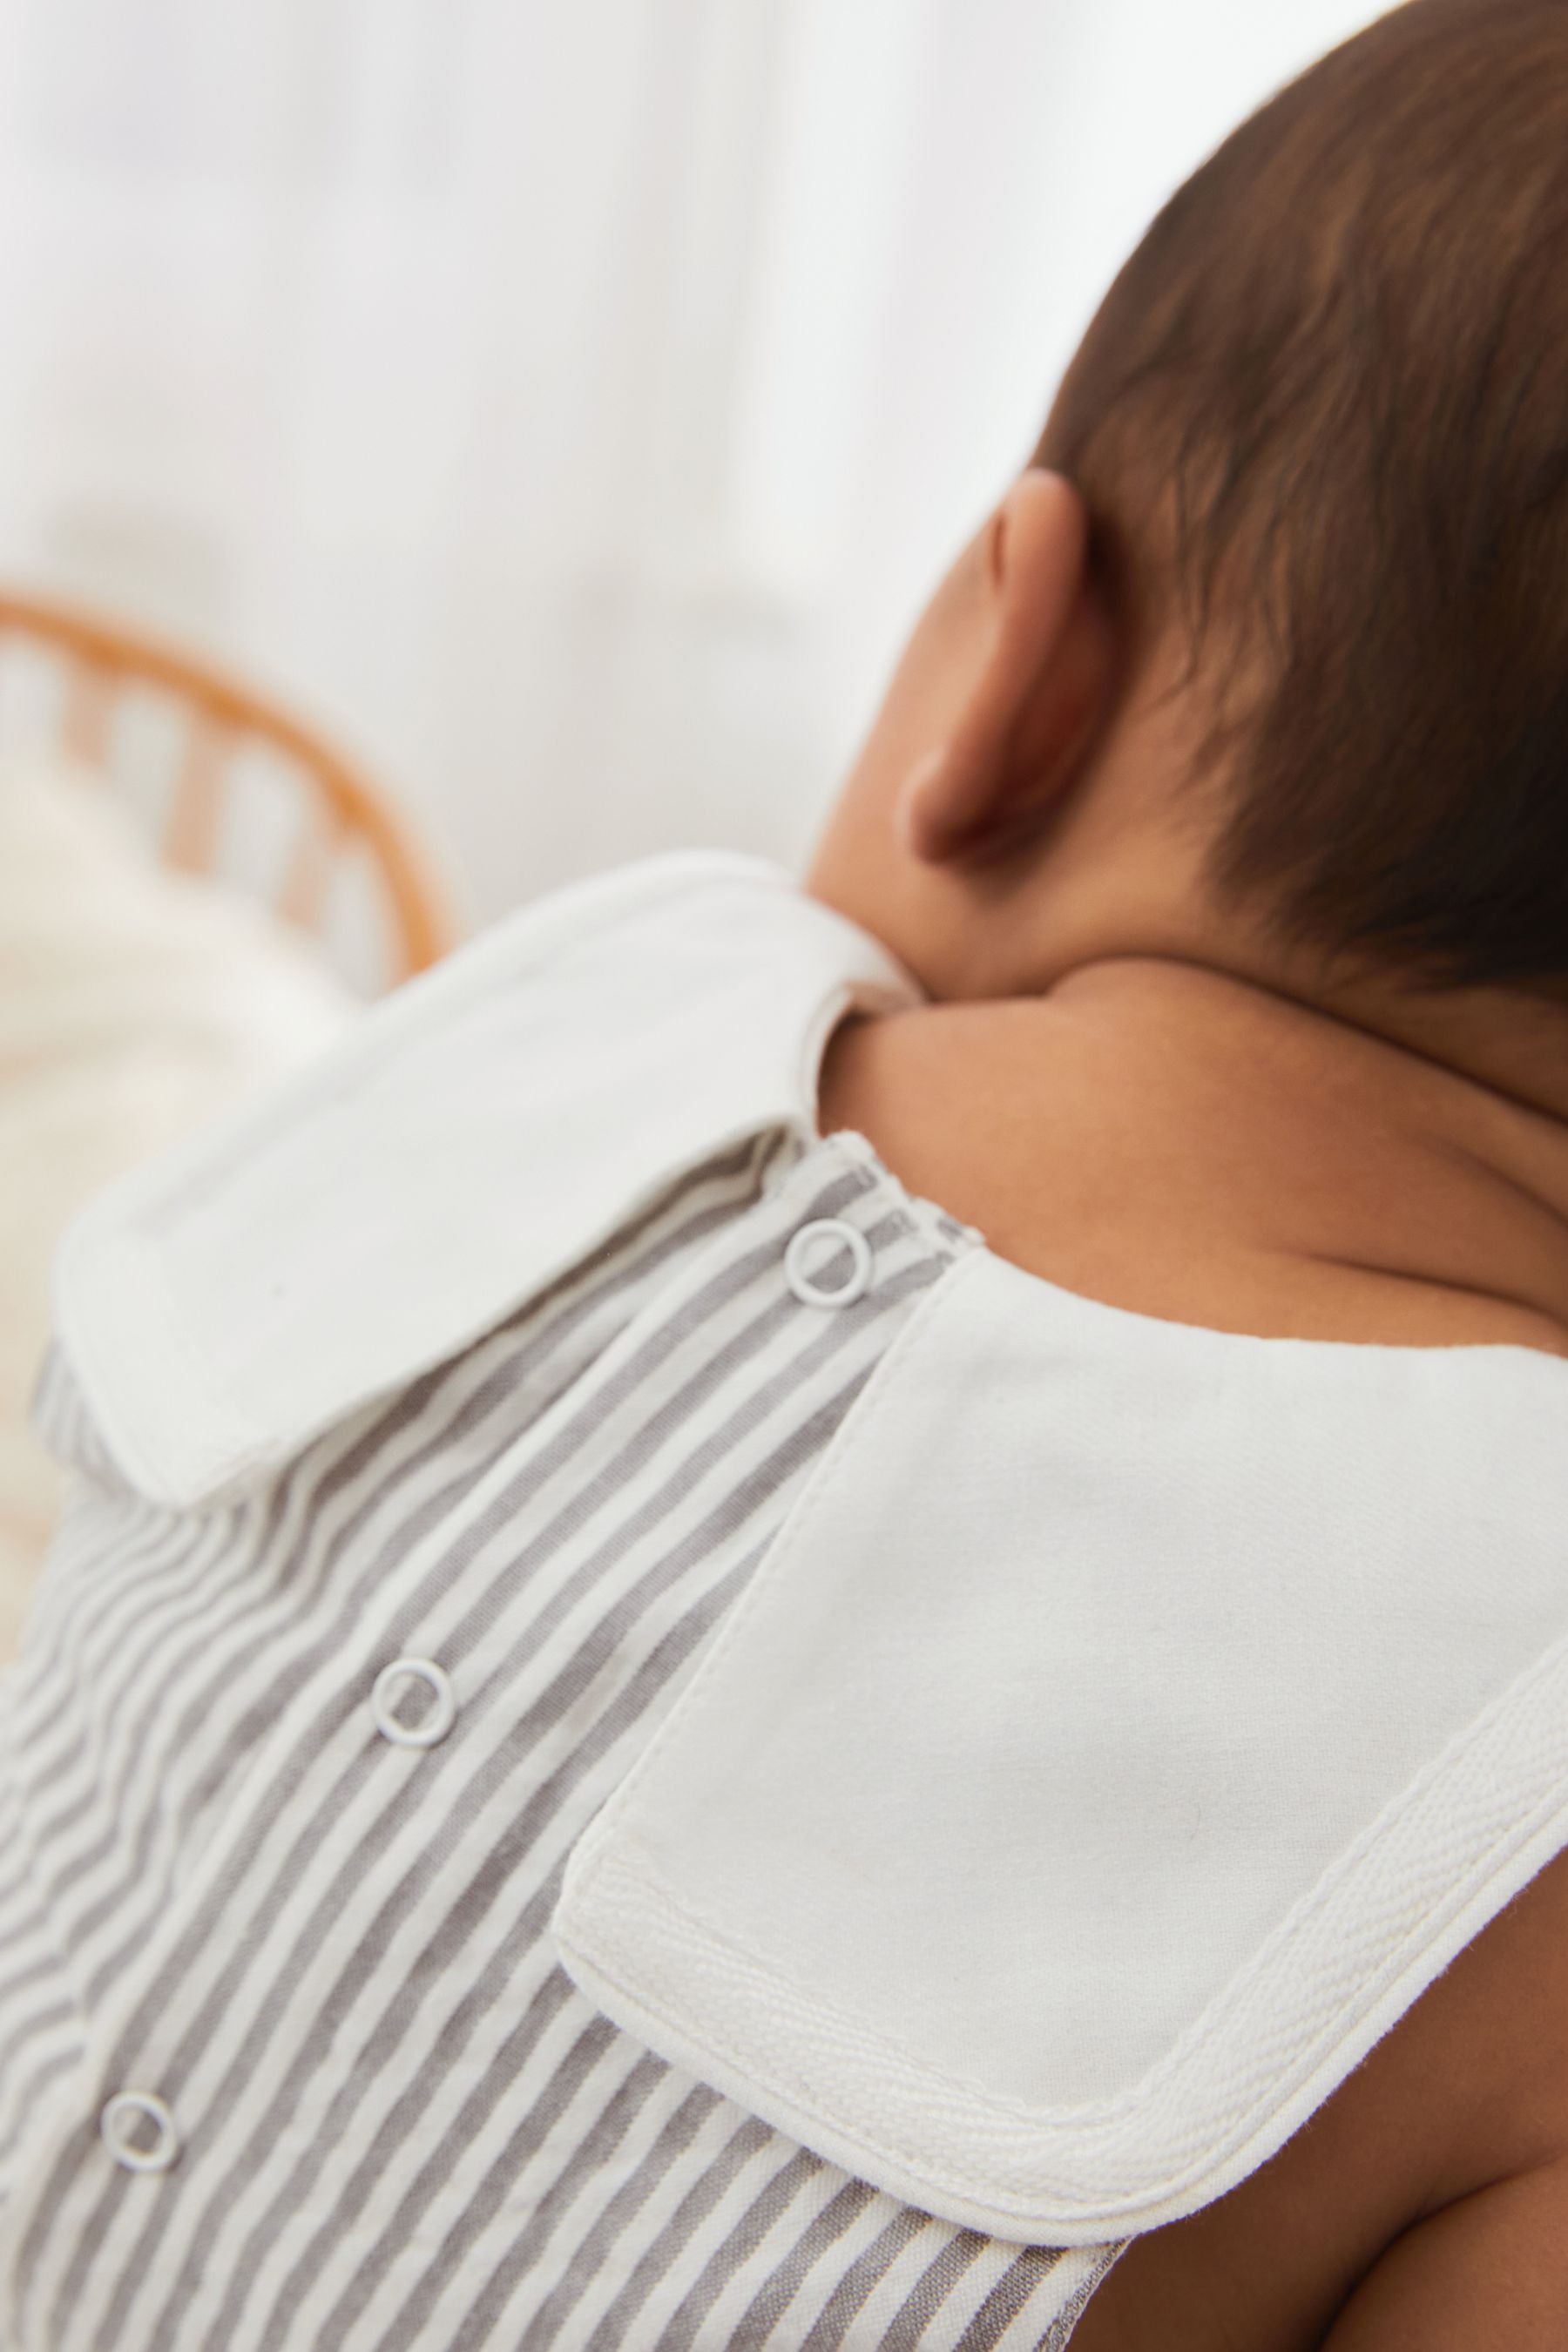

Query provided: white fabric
[46,850,1568,2246]
[0,754,352,1652]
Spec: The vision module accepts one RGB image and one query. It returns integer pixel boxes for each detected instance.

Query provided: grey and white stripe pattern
[1,1132,1118,2349]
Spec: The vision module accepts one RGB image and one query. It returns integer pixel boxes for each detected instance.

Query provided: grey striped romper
[0,1110,1115,2347]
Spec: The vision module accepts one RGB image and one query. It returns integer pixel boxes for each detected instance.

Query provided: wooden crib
[0,589,459,991]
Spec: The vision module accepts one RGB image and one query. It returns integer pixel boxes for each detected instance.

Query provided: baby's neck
[817,965,1568,1355]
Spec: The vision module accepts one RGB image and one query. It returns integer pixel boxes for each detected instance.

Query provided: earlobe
[896,747,951,858]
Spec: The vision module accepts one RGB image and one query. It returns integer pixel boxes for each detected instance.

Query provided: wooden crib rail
[0,588,459,986]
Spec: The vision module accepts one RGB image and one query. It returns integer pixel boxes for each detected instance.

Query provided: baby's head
[810,0,1568,1020]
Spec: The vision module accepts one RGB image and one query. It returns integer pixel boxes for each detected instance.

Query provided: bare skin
[817,983,1568,1357]
[805,466,1568,2345]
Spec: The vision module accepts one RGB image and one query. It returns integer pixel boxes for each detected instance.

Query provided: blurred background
[0,0,1387,919]
[0,0,1390,1642]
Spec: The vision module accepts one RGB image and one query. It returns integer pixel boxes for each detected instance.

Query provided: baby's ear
[902,469,1115,866]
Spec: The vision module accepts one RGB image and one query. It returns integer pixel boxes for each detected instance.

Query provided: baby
[10,2,1568,2345]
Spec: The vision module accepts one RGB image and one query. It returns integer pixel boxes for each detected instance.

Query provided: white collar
[51,851,1568,2248]
[557,1224,1568,2239]
[52,852,916,1509]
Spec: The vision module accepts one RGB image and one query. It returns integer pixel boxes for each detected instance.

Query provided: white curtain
[0,0,1383,921]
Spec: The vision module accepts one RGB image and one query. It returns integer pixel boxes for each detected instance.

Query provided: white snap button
[100,2091,180,2174]
[370,1657,456,1749]
[785,1220,873,1309]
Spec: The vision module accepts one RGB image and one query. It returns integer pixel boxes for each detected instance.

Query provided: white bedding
[0,755,355,1656]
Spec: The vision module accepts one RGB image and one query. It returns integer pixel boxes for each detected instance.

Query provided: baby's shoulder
[1076,1840,1568,2347]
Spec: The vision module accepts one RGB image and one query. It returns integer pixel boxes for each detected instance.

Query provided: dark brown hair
[1039,0,1568,994]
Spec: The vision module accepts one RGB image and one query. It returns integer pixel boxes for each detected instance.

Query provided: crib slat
[64,662,115,767]
[278,795,345,931]
[0,587,455,984]
[165,715,228,872]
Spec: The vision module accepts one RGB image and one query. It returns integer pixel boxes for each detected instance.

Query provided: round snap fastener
[785,1219,873,1309]
[100,2091,180,2174]
[370,1657,456,1749]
